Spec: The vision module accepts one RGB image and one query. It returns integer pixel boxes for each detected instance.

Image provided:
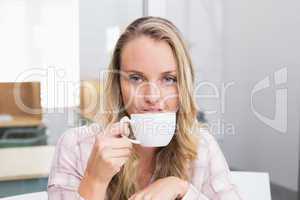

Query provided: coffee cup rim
[130,112,176,117]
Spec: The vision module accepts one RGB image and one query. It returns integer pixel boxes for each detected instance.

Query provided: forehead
[120,36,177,73]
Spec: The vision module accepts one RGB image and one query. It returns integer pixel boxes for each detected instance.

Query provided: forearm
[79,173,109,200]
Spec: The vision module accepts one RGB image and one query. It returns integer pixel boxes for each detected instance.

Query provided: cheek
[161,86,179,110]
[120,80,140,112]
[120,80,131,105]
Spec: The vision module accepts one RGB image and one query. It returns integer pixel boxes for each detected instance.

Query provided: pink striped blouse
[47,123,242,199]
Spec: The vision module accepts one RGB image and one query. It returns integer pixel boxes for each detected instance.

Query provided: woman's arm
[47,129,88,199]
[78,172,109,200]
[48,129,109,200]
[48,121,133,200]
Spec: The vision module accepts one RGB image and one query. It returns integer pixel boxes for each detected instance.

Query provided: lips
[142,108,163,112]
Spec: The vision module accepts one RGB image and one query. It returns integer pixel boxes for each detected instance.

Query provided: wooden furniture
[0,82,42,128]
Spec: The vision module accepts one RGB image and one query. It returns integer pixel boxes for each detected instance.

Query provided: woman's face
[120,36,179,115]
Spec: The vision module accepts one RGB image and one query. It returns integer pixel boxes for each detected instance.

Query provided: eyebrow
[122,69,176,75]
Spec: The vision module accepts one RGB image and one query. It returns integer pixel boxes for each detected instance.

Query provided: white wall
[159,0,300,191]
[221,0,300,191]
[0,0,80,108]
[79,0,143,80]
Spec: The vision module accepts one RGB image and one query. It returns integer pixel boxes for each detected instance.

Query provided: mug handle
[120,116,140,144]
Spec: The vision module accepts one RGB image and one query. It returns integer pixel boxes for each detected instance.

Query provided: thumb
[104,119,130,138]
[120,116,131,137]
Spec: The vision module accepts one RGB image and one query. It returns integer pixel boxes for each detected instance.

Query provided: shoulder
[56,123,104,149]
[52,123,104,168]
[192,128,223,166]
[196,128,219,151]
[49,123,104,179]
[188,128,229,182]
[188,130,240,198]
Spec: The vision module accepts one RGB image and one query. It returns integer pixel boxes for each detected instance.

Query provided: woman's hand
[84,121,132,183]
[128,176,189,200]
[79,121,132,199]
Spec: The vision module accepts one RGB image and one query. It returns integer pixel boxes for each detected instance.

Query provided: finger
[110,157,130,167]
[106,122,130,137]
[129,193,140,200]
[109,137,132,149]
[120,116,130,123]
[105,148,132,158]
[128,194,136,200]
[143,194,152,200]
[122,123,130,137]
[116,122,130,137]
[119,117,131,137]
[133,192,145,200]
[104,123,122,137]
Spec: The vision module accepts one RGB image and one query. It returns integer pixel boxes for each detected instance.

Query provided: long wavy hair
[97,16,201,200]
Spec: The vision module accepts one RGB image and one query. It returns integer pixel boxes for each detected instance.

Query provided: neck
[135,145,159,171]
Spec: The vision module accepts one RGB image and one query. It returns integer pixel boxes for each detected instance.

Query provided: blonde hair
[98,16,201,200]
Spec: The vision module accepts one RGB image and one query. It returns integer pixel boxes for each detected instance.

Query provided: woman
[48,16,242,200]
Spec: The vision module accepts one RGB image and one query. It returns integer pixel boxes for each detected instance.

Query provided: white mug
[120,112,177,147]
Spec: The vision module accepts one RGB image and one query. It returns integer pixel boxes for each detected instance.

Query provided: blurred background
[0,0,299,199]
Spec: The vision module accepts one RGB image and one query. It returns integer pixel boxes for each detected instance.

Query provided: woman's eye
[129,75,143,84]
[162,76,177,85]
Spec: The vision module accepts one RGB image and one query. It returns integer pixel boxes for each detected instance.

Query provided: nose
[143,81,161,104]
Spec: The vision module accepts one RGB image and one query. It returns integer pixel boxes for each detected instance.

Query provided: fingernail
[127,138,141,144]
[120,116,130,123]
